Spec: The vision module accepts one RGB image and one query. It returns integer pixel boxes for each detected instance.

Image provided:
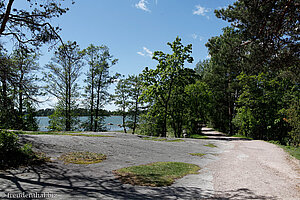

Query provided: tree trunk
[90,70,94,131]
[122,112,127,133]
[18,64,24,129]
[94,72,103,132]
[132,97,138,134]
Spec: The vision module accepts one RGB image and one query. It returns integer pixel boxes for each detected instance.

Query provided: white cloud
[143,47,153,57]
[191,34,204,41]
[137,47,153,57]
[135,0,150,12]
[137,52,145,56]
[192,33,198,40]
[193,5,210,18]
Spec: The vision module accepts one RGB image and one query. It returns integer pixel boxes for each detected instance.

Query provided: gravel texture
[0,129,299,199]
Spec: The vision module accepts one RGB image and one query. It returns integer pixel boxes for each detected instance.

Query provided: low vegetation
[190,153,206,157]
[204,143,217,148]
[269,141,300,160]
[231,134,253,140]
[188,134,208,139]
[113,162,200,187]
[142,137,184,142]
[58,151,107,164]
[0,130,49,169]
[14,131,114,138]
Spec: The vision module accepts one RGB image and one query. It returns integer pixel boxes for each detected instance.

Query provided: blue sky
[38,0,235,75]
[11,0,236,110]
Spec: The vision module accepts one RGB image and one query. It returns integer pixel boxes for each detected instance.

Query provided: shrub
[0,130,46,169]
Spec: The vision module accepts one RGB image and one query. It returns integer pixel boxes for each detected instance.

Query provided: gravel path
[0,129,299,199]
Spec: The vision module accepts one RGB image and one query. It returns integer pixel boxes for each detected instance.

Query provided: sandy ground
[0,128,299,199]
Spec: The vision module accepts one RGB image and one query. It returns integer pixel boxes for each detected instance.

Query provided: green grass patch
[14,131,113,138]
[269,141,300,160]
[204,143,217,148]
[142,137,184,142]
[165,139,184,142]
[189,153,206,157]
[281,145,300,160]
[58,151,107,164]
[189,134,208,139]
[231,134,253,140]
[113,162,200,187]
[67,134,114,137]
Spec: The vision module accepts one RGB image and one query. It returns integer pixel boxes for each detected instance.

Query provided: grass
[113,162,200,187]
[269,141,300,160]
[231,134,253,140]
[14,131,114,138]
[189,134,208,139]
[204,143,217,148]
[58,151,107,164]
[189,153,206,157]
[142,137,184,142]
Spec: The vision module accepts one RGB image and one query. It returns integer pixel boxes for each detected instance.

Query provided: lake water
[37,116,124,131]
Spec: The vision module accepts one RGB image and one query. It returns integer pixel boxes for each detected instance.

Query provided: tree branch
[0,0,15,35]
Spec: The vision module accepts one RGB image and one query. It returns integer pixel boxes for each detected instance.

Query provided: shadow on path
[201,128,252,141]
[0,162,274,200]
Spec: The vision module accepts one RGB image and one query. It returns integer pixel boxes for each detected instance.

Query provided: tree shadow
[201,137,252,141]
[0,163,275,200]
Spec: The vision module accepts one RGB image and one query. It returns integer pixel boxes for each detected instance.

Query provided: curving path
[0,128,299,199]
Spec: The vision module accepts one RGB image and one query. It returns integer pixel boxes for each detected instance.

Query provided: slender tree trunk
[122,110,127,133]
[94,72,103,132]
[18,64,24,129]
[0,72,7,108]
[68,64,72,131]
[132,98,138,134]
[90,69,94,131]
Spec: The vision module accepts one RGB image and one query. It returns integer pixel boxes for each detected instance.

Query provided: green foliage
[215,0,299,73]
[140,37,194,137]
[114,78,131,133]
[43,41,83,131]
[184,80,212,135]
[113,162,200,187]
[0,130,46,169]
[233,73,293,143]
[82,44,119,132]
[283,97,300,146]
[0,1,73,47]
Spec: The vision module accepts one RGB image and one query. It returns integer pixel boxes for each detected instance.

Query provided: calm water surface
[37,116,123,131]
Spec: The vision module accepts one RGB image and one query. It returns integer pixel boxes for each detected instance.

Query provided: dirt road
[0,129,299,199]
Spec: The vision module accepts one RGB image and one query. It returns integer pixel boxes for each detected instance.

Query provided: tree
[11,45,39,130]
[215,0,300,74]
[43,41,83,131]
[141,37,193,137]
[203,27,245,134]
[0,46,16,128]
[233,72,294,142]
[184,80,212,135]
[127,74,143,134]
[0,0,74,47]
[82,44,118,132]
[114,78,130,133]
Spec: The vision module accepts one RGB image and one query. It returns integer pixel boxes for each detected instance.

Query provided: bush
[0,130,46,169]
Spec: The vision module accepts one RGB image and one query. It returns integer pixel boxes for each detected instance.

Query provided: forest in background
[0,0,299,145]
